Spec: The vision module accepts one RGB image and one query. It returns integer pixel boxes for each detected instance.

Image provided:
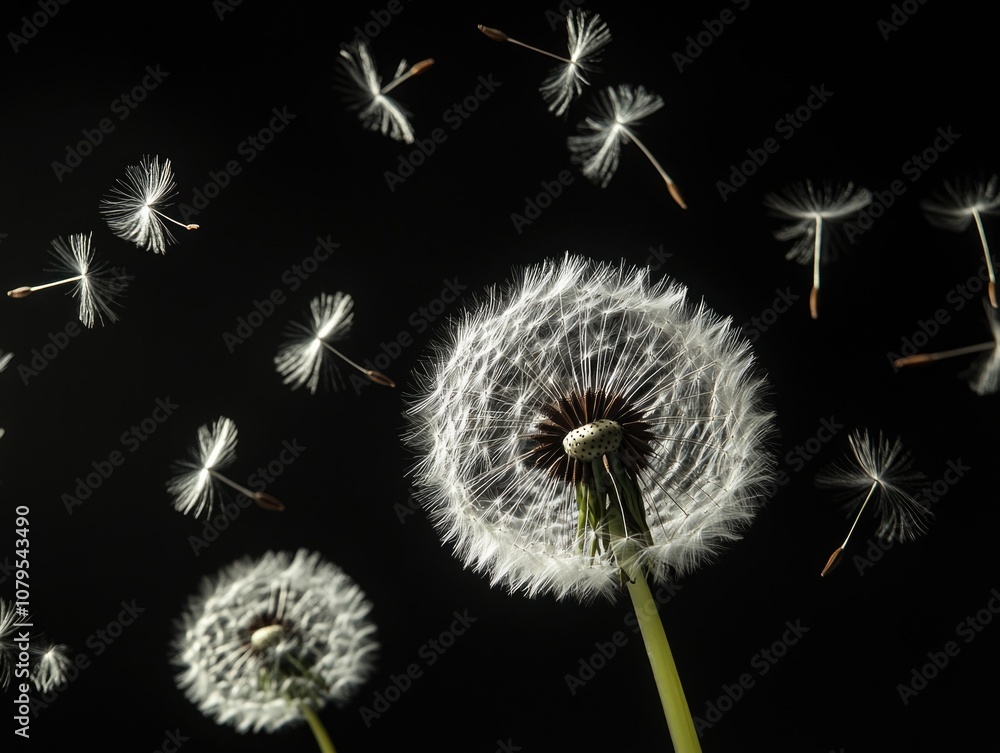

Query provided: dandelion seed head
[48,232,124,327]
[921,174,1000,232]
[540,10,612,117]
[172,549,378,734]
[568,85,664,188]
[166,417,239,519]
[764,180,872,264]
[30,642,71,694]
[963,298,1000,395]
[274,292,355,394]
[403,254,776,602]
[816,430,932,545]
[99,156,184,254]
[0,598,20,691]
[337,42,417,144]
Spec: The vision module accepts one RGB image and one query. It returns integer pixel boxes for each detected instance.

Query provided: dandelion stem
[625,564,702,753]
[381,58,434,95]
[209,470,285,511]
[971,208,998,308]
[300,703,337,753]
[821,479,878,577]
[893,340,995,369]
[150,206,200,231]
[8,275,84,298]
[477,24,573,64]
[811,216,822,320]
[621,127,686,210]
[320,341,395,388]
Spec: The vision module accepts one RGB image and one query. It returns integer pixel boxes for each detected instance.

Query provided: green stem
[625,568,702,753]
[300,703,337,753]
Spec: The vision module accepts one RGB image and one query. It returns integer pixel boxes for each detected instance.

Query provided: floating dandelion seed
[30,642,72,694]
[0,598,19,691]
[99,155,199,254]
[172,549,378,752]
[336,41,434,144]
[403,253,775,753]
[7,232,125,327]
[274,291,395,394]
[166,416,285,520]
[764,179,872,319]
[567,84,686,209]
[816,430,931,577]
[921,174,1000,308]
[479,9,611,117]
[894,297,1000,395]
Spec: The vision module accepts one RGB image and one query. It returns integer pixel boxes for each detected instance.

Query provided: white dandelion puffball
[274,291,355,394]
[49,232,125,327]
[403,254,776,602]
[764,179,872,264]
[172,549,378,734]
[166,416,240,519]
[540,9,612,117]
[30,643,72,694]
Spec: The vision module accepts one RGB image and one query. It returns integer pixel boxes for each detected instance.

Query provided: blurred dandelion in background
[99,155,200,254]
[568,84,687,209]
[403,253,775,753]
[921,174,1000,308]
[894,297,1000,396]
[6,232,125,327]
[30,642,72,694]
[172,549,378,752]
[478,9,611,117]
[816,429,931,576]
[166,416,285,519]
[336,41,434,144]
[274,291,395,394]
[764,179,872,319]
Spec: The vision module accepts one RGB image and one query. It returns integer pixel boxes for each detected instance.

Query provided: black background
[1,1,996,751]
